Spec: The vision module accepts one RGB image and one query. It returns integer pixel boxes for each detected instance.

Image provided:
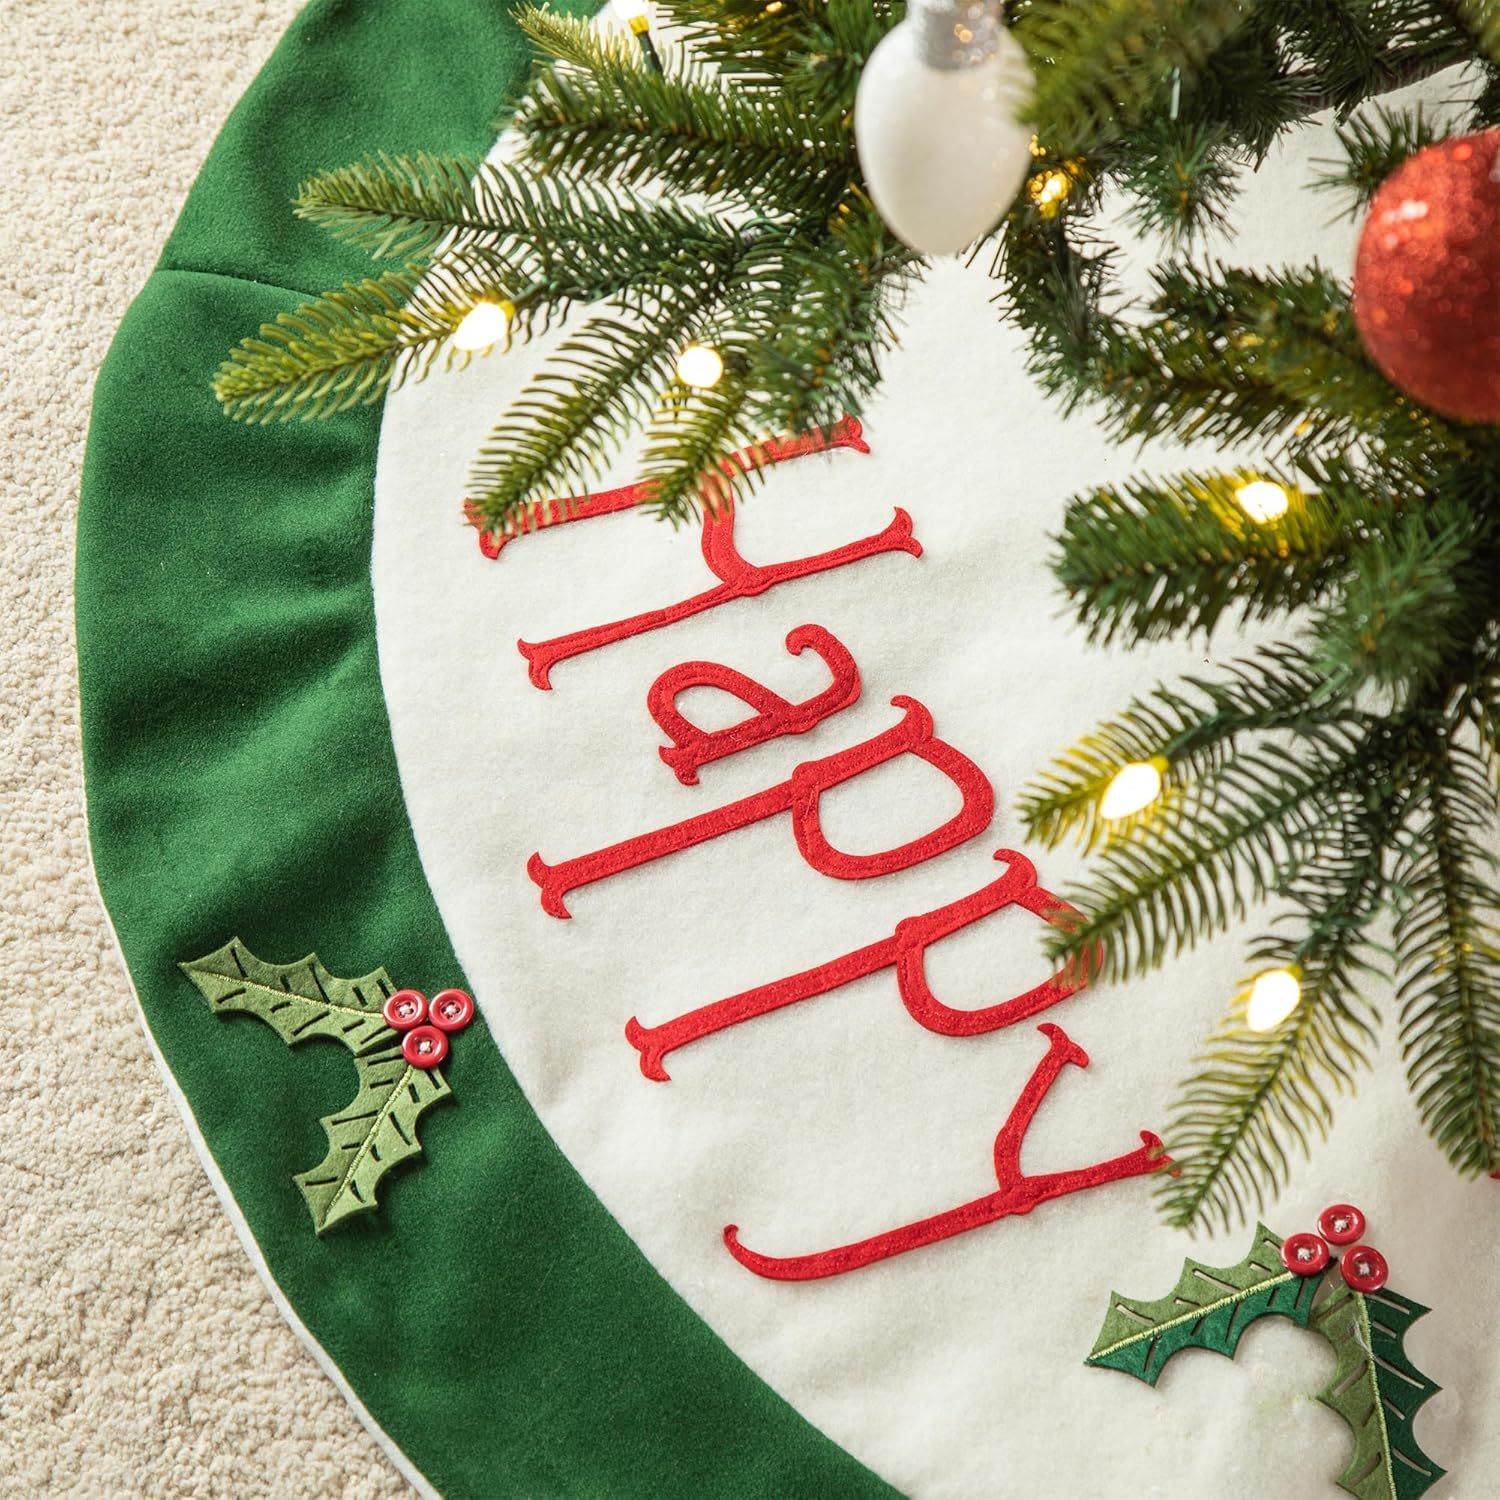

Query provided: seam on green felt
[153,265,323,300]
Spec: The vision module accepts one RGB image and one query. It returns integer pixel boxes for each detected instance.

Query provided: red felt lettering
[722,1023,1169,1280]
[648,624,860,786]
[527,695,994,918]
[464,419,921,689]
[625,849,1088,1080]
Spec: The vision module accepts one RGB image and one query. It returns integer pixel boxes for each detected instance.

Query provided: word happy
[476,419,1166,1280]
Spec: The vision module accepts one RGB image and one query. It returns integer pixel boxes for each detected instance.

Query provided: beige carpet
[1,4,409,1493]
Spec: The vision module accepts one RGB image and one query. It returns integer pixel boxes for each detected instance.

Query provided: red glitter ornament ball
[1351,128,1500,425]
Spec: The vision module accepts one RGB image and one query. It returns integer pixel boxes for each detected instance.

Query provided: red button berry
[1340,1245,1389,1293]
[428,988,474,1033]
[401,1025,449,1070]
[1318,1203,1366,1246]
[1280,1231,1331,1277]
[383,989,428,1031]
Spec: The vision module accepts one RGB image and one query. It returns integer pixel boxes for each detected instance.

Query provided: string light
[452,300,514,352]
[853,0,1034,255]
[675,343,725,389]
[615,0,663,72]
[1028,169,1073,215]
[1246,967,1302,1032]
[1099,759,1165,821]
[1235,477,1290,522]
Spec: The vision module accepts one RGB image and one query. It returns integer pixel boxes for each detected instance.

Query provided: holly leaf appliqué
[295,1043,451,1232]
[1086,1223,1319,1384]
[1310,1279,1445,1500]
[181,938,455,1232]
[180,938,397,1055]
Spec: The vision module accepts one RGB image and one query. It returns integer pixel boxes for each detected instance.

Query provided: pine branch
[1156,785,1409,1231]
[218,157,761,430]
[1311,104,1444,217]
[1470,643,1500,761]
[213,261,511,423]
[638,375,760,521]
[517,4,644,71]
[1266,0,1477,116]
[1157,914,1384,1233]
[1112,119,1247,244]
[1179,18,1314,157]
[465,286,724,532]
[1015,0,1258,152]
[991,217,1140,415]
[654,0,897,121]
[1049,452,1449,648]
[1019,645,1342,851]
[1471,59,1500,123]
[1052,467,1340,647]
[1396,734,1500,1176]
[1044,727,1377,983]
[1130,263,1468,457]
[734,208,917,437]
[295,153,746,273]
[513,16,853,218]
[1458,0,1500,63]
[1309,498,1487,699]
[996,237,1472,464]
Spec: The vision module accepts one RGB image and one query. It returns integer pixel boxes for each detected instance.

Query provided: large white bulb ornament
[855,0,1035,256]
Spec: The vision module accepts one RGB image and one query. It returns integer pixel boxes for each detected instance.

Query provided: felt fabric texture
[76,1,891,1496]
[1,3,416,1494]
[371,47,1500,1499]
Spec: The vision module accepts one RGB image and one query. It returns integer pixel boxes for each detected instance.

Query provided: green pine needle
[1396,739,1500,1177]
[1459,0,1500,63]
[1044,728,1378,983]
[1155,782,1408,1231]
[514,13,852,218]
[213,262,501,423]
[1020,646,1338,851]
[296,153,745,272]
[1311,104,1444,217]
[1309,500,1486,698]
[465,294,717,532]
[1016,0,1257,152]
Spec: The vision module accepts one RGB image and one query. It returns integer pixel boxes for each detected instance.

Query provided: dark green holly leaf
[1086,1223,1318,1384]
[1310,1278,1446,1500]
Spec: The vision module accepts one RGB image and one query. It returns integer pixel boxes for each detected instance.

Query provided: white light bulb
[452,300,513,352]
[615,0,649,19]
[855,0,1034,255]
[1246,968,1302,1032]
[1235,478,1290,522]
[675,344,724,388]
[1099,761,1164,821]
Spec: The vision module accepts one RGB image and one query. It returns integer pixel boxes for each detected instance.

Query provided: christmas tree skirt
[78,2,1497,1495]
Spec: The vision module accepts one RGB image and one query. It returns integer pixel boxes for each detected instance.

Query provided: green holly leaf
[1086,1223,1319,1384]
[181,938,457,1232]
[1310,1278,1446,1500]
[294,1043,452,1233]
[180,937,398,1056]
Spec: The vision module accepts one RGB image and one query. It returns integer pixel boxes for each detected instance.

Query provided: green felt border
[76,3,896,1495]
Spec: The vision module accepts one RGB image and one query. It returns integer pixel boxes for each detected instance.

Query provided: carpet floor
[2,3,409,1493]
